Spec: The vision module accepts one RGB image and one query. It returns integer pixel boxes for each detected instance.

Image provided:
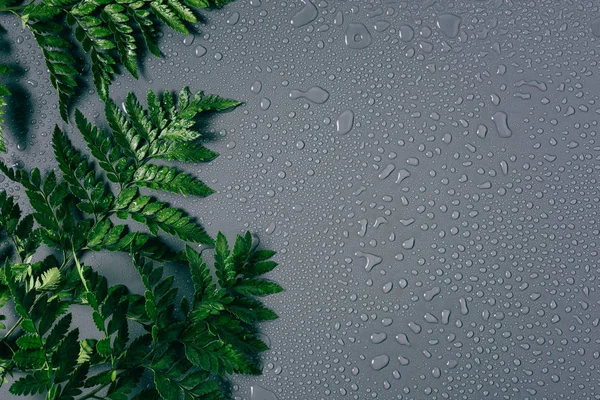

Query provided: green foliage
[0,86,279,399]
[0,0,237,121]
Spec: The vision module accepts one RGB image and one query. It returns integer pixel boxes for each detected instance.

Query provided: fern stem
[71,248,90,293]
[0,4,30,12]
[79,381,111,400]
[0,316,23,342]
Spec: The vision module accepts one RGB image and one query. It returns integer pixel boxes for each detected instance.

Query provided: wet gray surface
[2,0,600,399]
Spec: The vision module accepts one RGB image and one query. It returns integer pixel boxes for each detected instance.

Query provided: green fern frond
[0,86,279,399]
[34,267,61,291]
[6,0,238,113]
[29,21,79,120]
[116,190,213,244]
[52,126,114,215]
[133,163,214,196]
[74,109,131,184]
[148,140,218,162]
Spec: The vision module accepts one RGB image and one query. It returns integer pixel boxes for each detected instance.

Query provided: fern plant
[0,87,282,398]
[0,0,234,128]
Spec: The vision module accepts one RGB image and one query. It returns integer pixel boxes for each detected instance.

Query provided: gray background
[1,0,600,399]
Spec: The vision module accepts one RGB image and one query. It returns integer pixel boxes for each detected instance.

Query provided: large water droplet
[336,110,354,134]
[289,86,329,104]
[290,0,318,27]
[345,23,372,49]
[437,13,462,38]
[491,111,513,138]
[251,385,279,400]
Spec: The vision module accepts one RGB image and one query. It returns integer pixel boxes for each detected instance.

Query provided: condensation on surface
[1,0,600,399]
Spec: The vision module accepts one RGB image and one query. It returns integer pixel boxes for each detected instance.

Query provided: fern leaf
[121,193,213,244]
[150,0,188,34]
[30,22,78,120]
[214,232,236,288]
[0,190,21,236]
[184,336,254,375]
[74,109,129,184]
[189,91,241,113]
[9,372,49,396]
[166,0,197,23]
[125,92,156,141]
[102,4,138,77]
[52,125,113,214]
[231,278,283,297]
[186,246,215,298]
[133,163,214,196]
[148,140,218,162]
[35,267,61,291]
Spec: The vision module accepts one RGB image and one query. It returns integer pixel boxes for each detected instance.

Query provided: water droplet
[476,124,487,138]
[459,297,469,315]
[227,11,240,25]
[333,11,343,26]
[491,111,513,138]
[290,0,318,27]
[423,286,440,301]
[194,45,207,57]
[355,251,383,272]
[260,98,271,110]
[395,333,411,346]
[374,21,390,32]
[345,23,372,49]
[289,86,329,104]
[251,80,262,94]
[336,110,354,134]
[183,35,194,46]
[424,312,438,323]
[399,25,414,42]
[265,222,276,235]
[591,16,600,37]
[371,355,390,370]
[251,385,279,400]
[370,332,387,344]
[408,321,421,334]
[437,13,462,38]
[382,282,393,293]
